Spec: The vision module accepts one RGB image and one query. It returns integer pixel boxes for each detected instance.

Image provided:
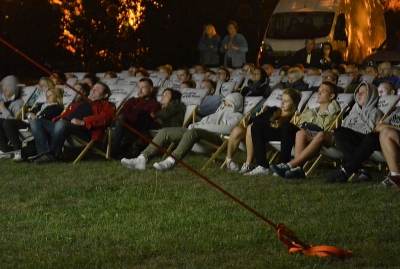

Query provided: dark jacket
[292,48,319,68]
[155,100,186,128]
[121,96,161,127]
[198,35,221,66]
[241,79,271,98]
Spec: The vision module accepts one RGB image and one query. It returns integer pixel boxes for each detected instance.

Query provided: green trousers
[141,127,222,160]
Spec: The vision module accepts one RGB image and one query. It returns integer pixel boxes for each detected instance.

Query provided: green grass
[0,155,399,269]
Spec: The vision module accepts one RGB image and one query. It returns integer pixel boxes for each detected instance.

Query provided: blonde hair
[287,67,304,82]
[203,24,217,37]
[47,87,64,106]
[39,77,56,91]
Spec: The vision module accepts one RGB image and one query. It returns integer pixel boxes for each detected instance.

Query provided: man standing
[292,39,317,67]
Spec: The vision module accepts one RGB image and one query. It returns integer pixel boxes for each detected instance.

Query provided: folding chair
[303,75,322,89]
[180,88,208,127]
[200,96,264,170]
[215,81,236,97]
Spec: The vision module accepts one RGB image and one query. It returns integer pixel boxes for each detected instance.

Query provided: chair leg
[106,128,112,160]
[201,140,227,171]
[73,140,95,165]
[268,151,279,165]
[163,143,175,158]
[305,154,322,177]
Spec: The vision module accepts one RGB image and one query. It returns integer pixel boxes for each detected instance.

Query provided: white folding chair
[337,74,353,91]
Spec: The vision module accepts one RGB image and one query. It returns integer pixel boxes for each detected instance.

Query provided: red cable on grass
[0,35,352,259]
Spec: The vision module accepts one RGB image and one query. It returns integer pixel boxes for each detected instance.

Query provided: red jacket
[54,100,116,141]
[121,96,161,126]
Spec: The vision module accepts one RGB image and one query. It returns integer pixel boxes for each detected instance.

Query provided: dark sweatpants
[251,119,282,168]
[0,119,28,151]
[279,121,300,163]
[334,127,380,174]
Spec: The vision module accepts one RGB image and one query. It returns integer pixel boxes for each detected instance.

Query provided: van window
[266,12,335,39]
[334,14,347,41]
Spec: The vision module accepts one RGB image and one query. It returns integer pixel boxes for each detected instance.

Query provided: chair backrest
[100,77,119,86]
[303,75,322,88]
[297,91,313,111]
[269,74,281,88]
[183,104,197,126]
[180,88,208,106]
[378,95,400,114]
[62,86,77,107]
[337,74,353,91]
[119,77,140,86]
[20,86,38,104]
[360,74,375,84]
[336,93,354,111]
[108,85,135,108]
[69,72,86,80]
[243,96,264,115]
[262,89,283,108]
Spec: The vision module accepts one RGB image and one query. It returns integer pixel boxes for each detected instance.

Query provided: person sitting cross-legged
[30,82,115,163]
[271,81,341,179]
[121,92,243,171]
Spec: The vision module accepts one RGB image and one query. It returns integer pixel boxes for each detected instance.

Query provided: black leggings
[251,120,281,168]
[334,127,380,174]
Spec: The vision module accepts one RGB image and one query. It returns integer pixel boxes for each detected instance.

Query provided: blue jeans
[30,119,91,156]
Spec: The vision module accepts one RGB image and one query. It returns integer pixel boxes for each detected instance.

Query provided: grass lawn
[0,154,399,269]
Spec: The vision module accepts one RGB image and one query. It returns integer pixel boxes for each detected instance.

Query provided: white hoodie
[189,92,243,134]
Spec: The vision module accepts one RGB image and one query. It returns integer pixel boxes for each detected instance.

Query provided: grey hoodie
[341,82,382,134]
[189,92,243,134]
[0,75,24,119]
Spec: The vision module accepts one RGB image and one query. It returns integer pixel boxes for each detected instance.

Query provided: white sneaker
[153,157,176,171]
[244,166,269,176]
[226,159,239,172]
[0,150,15,160]
[121,155,146,170]
[12,150,22,162]
[239,163,252,174]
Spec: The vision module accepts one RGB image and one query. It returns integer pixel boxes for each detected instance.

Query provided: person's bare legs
[226,126,245,159]
[244,124,254,164]
[380,127,400,173]
[292,129,311,165]
[289,132,332,168]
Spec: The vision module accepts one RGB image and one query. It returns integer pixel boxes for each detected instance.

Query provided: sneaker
[284,166,306,179]
[270,163,290,178]
[153,157,175,171]
[12,150,22,162]
[326,167,349,183]
[33,153,56,164]
[381,174,400,189]
[226,159,239,172]
[239,163,252,174]
[356,169,371,182]
[244,166,269,176]
[0,151,13,160]
[121,155,146,170]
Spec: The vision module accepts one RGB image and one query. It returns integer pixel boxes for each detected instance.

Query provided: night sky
[0,0,278,77]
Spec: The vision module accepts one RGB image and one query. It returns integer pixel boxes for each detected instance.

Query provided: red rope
[0,35,352,259]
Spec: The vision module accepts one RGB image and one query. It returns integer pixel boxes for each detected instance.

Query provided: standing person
[220,20,248,68]
[315,42,342,70]
[198,24,220,67]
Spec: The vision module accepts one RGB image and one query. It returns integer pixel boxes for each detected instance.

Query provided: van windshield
[266,12,335,39]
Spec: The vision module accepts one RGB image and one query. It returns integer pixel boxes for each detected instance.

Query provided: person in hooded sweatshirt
[121,92,243,171]
[240,67,271,98]
[0,75,24,159]
[326,82,382,183]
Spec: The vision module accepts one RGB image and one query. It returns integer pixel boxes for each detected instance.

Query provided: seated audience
[241,67,271,97]
[283,67,308,92]
[373,62,400,89]
[110,78,160,158]
[225,89,301,175]
[326,82,382,182]
[121,92,243,171]
[30,82,115,163]
[271,82,341,178]
[198,79,222,117]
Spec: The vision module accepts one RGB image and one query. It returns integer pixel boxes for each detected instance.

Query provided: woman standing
[198,24,220,67]
[220,21,248,68]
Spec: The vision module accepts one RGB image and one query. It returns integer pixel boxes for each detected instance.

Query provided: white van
[259,0,386,64]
